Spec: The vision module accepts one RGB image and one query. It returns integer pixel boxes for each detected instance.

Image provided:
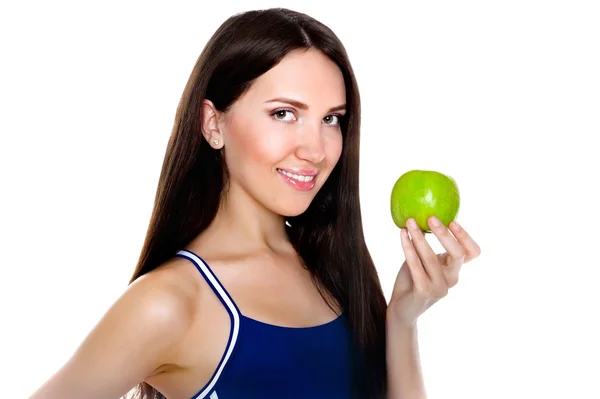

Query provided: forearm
[386,314,427,399]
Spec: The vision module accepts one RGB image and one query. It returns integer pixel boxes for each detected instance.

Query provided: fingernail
[452,220,461,230]
[407,218,416,229]
[430,216,441,227]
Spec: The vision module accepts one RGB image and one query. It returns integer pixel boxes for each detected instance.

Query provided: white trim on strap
[178,250,241,399]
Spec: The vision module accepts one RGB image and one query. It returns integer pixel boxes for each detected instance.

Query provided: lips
[276,168,318,191]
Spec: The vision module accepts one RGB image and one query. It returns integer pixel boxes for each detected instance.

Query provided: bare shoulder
[131,255,202,321]
[28,256,200,399]
[122,256,200,333]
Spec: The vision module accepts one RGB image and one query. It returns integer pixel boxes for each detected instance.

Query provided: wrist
[386,308,418,332]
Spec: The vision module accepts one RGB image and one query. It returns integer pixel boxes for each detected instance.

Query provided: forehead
[242,48,346,108]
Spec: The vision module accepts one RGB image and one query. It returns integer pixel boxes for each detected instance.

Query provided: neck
[204,182,291,255]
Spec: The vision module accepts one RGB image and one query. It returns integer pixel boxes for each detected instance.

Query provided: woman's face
[203,48,346,217]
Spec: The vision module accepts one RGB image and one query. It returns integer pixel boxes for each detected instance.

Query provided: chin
[271,199,314,218]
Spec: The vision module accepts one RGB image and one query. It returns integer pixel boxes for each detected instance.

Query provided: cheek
[252,134,292,162]
[226,117,291,168]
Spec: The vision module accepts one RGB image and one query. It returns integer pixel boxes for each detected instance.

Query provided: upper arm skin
[29,268,193,399]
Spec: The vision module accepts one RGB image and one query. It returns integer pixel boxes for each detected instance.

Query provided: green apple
[390,170,460,233]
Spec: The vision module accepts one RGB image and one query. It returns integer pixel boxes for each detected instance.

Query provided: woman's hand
[387,216,481,327]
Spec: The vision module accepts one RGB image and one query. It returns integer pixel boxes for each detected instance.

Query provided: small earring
[213,139,219,145]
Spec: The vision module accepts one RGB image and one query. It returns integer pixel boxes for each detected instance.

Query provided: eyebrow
[265,97,346,113]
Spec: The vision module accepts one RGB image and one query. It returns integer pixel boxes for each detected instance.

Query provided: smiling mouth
[276,168,318,191]
[276,168,316,182]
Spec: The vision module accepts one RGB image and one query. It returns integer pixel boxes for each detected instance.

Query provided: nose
[295,123,326,164]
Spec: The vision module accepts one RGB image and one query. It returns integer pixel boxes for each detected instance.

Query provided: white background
[1,1,599,398]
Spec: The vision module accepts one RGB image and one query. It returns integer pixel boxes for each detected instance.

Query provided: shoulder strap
[175,249,242,318]
[176,249,241,399]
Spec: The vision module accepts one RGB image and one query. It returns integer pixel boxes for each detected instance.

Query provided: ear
[201,99,224,149]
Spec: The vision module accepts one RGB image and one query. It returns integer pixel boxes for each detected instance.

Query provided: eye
[323,114,343,126]
[271,109,296,122]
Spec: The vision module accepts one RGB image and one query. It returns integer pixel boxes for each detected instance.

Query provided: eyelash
[270,108,344,126]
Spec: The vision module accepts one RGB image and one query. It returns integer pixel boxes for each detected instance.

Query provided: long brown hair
[127,7,387,399]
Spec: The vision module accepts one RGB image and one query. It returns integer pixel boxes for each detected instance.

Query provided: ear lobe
[201,99,223,148]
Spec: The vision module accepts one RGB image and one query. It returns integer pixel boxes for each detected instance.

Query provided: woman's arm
[386,315,427,399]
[28,270,192,399]
[386,218,480,398]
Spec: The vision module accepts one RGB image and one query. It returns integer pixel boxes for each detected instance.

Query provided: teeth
[278,169,315,182]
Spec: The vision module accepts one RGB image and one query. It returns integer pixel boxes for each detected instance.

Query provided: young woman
[30,7,480,399]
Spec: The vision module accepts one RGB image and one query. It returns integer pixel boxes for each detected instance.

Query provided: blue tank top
[175,249,357,399]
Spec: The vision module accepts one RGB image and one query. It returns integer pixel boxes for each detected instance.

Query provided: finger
[427,216,466,267]
[400,228,429,291]
[449,220,481,263]
[439,253,461,288]
[406,218,447,295]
